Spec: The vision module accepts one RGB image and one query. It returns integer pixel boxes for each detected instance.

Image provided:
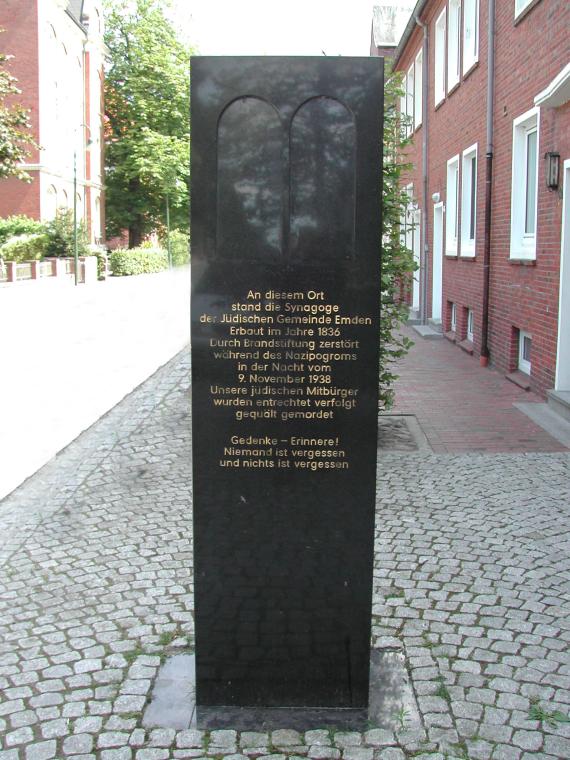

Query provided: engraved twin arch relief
[216,95,356,261]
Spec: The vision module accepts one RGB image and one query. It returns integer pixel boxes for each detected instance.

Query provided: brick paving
[1,348,570,759]
[389,327,567,453]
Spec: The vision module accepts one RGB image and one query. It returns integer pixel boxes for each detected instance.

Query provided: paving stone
[341,748,373,760]
[239,734,268,749]
[543,735,570,756]
[6,726,34,746]
[148,728,176,747]
[307,748,340,760]
[135,751,170,760]
[178,731,205,749]
[63,734,94,754]
[10,709,39,728]
[363,729,396,747]
[333,733,361,748]
[210,730,237,747]
[305,731,331,746]
[41,718,69,738]
[271,730,302,746]
[511,730,543,751]
[100,751,133,760]
[74,716,103,734]
[98,732,131,749]
[374,750,405,760]
[25,741,57,760]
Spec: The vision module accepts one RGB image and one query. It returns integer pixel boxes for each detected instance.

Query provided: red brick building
[393,0,570,411]
[0,0,105,243]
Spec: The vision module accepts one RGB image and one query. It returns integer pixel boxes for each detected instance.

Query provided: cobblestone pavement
[1,350,570,759]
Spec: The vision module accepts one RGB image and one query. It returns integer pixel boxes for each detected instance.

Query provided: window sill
[434,96,446,111]
[462,59,479,81]
[458,339,474,355]
[514,0,543,25]
[447,80,460,97]
[445,249,458,258]
[505,370,531,390]
[413,122,423,134]
[459,252,476,260]
[509,257,536,266]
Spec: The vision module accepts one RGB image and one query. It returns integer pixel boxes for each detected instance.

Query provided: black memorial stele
[191,56,384,725]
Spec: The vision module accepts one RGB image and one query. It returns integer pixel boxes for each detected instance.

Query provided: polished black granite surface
[191,57,384,712]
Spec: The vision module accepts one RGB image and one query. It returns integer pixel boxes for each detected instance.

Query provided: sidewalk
[388,326,569,453]
[0,267,190,500]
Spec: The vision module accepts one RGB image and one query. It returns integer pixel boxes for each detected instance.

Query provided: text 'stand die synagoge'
[0,0,105,244]
[373,0,570,410]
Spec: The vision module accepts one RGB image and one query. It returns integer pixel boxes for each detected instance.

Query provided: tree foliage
[104,0,191,246]
[379,67,416,410]
[0,31,36,181]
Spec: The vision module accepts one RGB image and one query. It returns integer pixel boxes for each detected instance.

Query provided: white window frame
[510,107,540,260]
[406,63,415,136]
[446,154,460,255]
[518,330,532,374]
[414,49,423,129]
[400,83,407,137]
[467,308,474,342]
[461,143,477,257]
[434,9,446,106]
[450,302,457,332]
[515,0,534,21]
[402,183,414,250]
[448,0,461,91]
[463,0,479,74]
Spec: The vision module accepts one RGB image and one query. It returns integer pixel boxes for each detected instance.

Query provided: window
[434,9,446,105]
[467,308,474,342]
[414,49,423,129]
[510,107,539,260]
[448,0,461,90]
[515,0,534,20]
[406,63,415,134]
[400,50,423,135]
[518,330,532,374]
[401,184,414,250]
[446,154,460,255]
[463,0,479,73]
[461,143,477,256]
[450,302,457,332]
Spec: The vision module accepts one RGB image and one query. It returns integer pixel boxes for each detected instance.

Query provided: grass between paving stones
[528,696,570,727]
[434,676,452,703]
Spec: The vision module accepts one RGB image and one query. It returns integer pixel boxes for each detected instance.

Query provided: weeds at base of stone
[394,705,411,732]
[158,625,184,646]
[434,676,451,703]
[421,632,436,649]
[528,701,570,727]
[123,643,146,665]
[445,739,470,759]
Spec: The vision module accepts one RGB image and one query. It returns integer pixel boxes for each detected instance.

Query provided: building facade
[0,0,105,243]
[393,0,570,405]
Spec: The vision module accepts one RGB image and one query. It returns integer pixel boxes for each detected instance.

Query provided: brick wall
[0,0,41,219]
[396,0,570,397]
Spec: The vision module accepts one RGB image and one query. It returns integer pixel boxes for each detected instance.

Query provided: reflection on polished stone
[143,651,421,732]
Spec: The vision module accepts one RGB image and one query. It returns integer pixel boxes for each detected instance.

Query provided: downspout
[480,0,496,365]
[416,16,429,325]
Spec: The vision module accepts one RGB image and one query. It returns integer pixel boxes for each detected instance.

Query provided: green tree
[0,31,36,181]
[104,0,191,247]
[379,67,416,409]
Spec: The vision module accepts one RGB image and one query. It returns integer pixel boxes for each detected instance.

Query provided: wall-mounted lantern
[545,151,560,190]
